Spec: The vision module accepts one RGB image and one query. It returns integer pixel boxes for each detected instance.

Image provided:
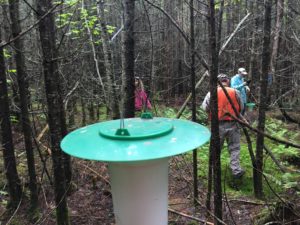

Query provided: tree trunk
[248,0,258,88]
[121,0,135,118]
[8,0,38,211]
[207,0,222,223]
[254,0,272,199]
[81,97,86,126]
[216,0,225,54]
[0,28,22,208]
[97,0,120,119]
[269,0,284,103]
[37,1,70,224]
[190,0,198,206]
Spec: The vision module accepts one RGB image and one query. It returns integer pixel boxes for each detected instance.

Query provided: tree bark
[189,0,198,206]
[269,0,284,103]
[8,0,38,211]
[121,0,135,118]
[37,1,70,223]
[97,0,120,119]
[0,28,22,208]
[207,0,222,223]
[254,0,272,199]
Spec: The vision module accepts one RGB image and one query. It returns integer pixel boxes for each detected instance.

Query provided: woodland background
[0,0,300,224]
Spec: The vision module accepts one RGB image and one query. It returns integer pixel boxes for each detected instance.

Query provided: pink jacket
[135,90,152,111]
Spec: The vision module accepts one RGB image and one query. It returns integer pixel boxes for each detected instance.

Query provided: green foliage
[10,115,19,124]
[197,108,208,125]
[282,173,300,190]
[7,69,17,73]
[55,0,116,45]
[3,49,11,59]
[187,115,300,197]
[1,199,8,207]
[155,106,177,118]
[0,190,8,196]
[106,25,116,34]
[6,70,16,85]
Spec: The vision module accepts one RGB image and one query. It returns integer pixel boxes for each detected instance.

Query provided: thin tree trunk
[248,2,256,85]
[0,28,22,208]
[97,0,120,119]
[121,0,135,118]
[81,97,86,126]
[190,0,198,206]
[37,1,70,223]
[207,0,222,223]
[269,0,284,103]
[141,0,155,96]
[88,101,95,122]
[254,0,272,199]
[216,0,225,54]
[8,0,38,211]
[82,0,107,106]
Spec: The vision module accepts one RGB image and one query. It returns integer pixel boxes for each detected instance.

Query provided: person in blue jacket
[231,68,250,115]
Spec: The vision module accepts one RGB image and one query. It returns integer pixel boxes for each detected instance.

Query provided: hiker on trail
[202,74,245,178]
[231,68,251,115]
[135,77,152,112]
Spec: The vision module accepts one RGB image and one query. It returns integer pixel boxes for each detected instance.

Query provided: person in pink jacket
[135,77,152,111]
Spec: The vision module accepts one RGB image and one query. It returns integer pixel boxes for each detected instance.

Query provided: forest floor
[1,110,300,225]
[0,158,267,225]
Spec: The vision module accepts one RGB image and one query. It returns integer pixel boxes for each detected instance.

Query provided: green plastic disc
[246,102,256,111]
[61,117,211,162]
[99,119,173,140]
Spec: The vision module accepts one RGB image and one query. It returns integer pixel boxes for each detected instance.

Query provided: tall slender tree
[254,0,272,199]
[190,0,198,206]
[97,0,120,119]
[207,0,222,223]
[8,0,38,212]
[0,28,22,208]
[37,1,70,224]
[121,0,135,118]
[269,0,284,102]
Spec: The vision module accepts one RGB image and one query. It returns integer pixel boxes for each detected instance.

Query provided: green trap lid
[99,119,173,140]
[246,102,255,107]
[246,102,256,110]
[61,117,210,162]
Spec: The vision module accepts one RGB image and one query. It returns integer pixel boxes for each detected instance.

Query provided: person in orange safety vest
[201,74,245,179]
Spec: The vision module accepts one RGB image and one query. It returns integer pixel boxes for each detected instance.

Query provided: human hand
[245,86,250,92]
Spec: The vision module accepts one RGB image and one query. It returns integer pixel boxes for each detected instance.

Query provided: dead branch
[168,208,214,225]
[77,161,110,185]
[263,145,286,173]
[219,13,251,54]
[64,81,80,111]
[270,88,297,107]
[36,124,49,142]
[176,12,251,119]
[195,198,228,225]
[176,71,209,118]
[227,198,273,205]
[144,0,209,70]
[0,3,62,48]
[228,114,300,149]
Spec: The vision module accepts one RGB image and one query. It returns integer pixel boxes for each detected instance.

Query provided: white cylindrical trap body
[108,158,169,225]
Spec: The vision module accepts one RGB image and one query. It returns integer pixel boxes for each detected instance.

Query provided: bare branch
[0,3,62,48]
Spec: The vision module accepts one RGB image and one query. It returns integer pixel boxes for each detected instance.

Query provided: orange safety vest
[217,87,240,121]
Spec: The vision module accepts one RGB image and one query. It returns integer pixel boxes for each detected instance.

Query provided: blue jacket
[231,74,247,104]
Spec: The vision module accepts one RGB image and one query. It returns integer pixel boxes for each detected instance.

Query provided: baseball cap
[238,68,248,75]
